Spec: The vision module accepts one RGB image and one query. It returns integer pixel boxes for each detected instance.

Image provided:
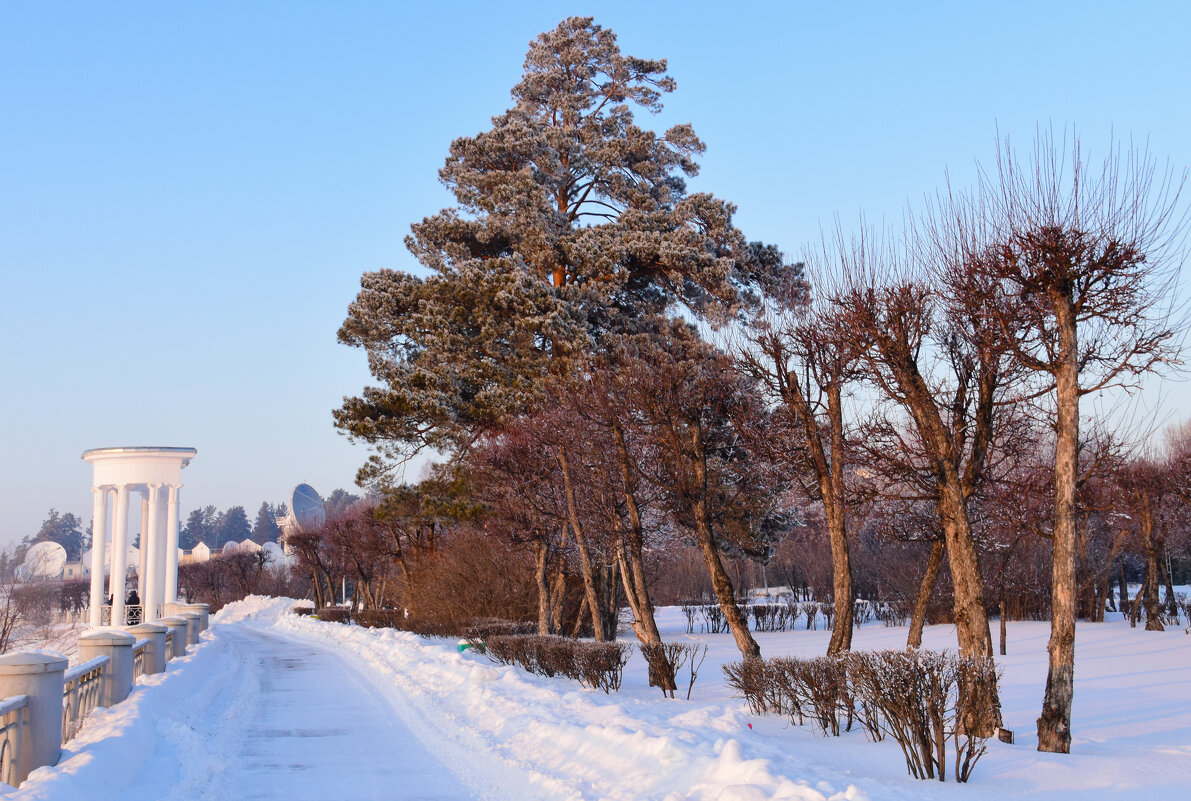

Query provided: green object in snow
[457,639,472,653]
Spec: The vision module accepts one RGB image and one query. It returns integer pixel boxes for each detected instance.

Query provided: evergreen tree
[23,509,85,561]
[217,506,252,548]
[251,502,282,543]
[180,505,219,550]
[324,489,361,522]
[335,17,786,480]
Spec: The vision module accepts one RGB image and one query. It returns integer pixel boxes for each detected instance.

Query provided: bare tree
[972,133,1186,753]
[830,233,1013,668]
[623,320,788,660]
[738,268,863,654]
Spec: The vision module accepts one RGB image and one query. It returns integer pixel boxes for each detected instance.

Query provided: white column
[137,494,149,601]
[88,486,109,628]
[109,484,130,626]
[165,485,181,603]
[144,484,163,620]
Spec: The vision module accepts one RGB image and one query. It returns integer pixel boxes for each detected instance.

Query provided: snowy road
[13,607,484,801]
[205,626,478,801]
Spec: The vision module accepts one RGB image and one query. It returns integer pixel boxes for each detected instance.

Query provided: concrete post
[143,484,163,621]
[181,603,210,631]
[109,485,130,626]
[88,487,109,628]
[164,485,181,603]
[0,652,66,785]
[161,601,187,619]
[176,613,201,646]
[137,495,149,603]
[157,617,189,659]
[125,623,168,675]
[76,630,135,707]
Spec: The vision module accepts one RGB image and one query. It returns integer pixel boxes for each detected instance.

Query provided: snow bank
[271,611,865,801]
[5,596,1188,800]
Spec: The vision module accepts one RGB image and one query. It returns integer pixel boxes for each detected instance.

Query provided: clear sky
[2,1,1190,548]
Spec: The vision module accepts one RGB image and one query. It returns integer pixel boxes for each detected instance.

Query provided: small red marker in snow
[747,723,753,729]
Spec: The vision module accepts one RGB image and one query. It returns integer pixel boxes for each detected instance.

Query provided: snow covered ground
[5,597,1189,800]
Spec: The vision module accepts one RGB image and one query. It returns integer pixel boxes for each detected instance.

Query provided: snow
[4,598,1189,800]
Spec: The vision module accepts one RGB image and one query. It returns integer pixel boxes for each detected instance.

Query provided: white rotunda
[83,447,197,627]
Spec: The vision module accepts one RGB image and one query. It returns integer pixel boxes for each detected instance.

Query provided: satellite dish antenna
[23,541,68,579]
[289,483,326,532]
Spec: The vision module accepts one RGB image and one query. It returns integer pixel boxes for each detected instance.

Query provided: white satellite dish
[289,483,326,532]
[22,541,67,579]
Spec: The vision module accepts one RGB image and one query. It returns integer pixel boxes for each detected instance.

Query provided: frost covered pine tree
[335,17,785,479]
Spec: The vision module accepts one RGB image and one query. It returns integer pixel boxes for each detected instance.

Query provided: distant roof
[82,446,198,458]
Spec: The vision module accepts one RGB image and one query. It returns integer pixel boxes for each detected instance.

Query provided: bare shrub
[353,610,408,629]
[483,634,631,693]
[640,642,709,699]
[848,650,999,782]
[722,658,770,715]
[724,649,999,782]
[313,607,350,623]
[576,641,632,693]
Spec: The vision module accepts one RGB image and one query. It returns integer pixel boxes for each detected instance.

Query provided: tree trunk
[825,384,854,655]
[1161,546,1178,616]
[610,421,674,690]
[936,491,993,658]
[557,446,606,641]
[548,567,567,635]
[908,539,945,649]
[999,598,1007,656]
[695,529,760,659]
[533,539,553,635]
[1038,300,1078,755]
[1139,495,1165,631]
[1118,564,1130,621]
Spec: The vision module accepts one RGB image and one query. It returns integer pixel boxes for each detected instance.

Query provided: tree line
[325,18,1187,754]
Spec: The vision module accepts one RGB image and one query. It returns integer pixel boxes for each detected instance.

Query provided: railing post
[125,623,168,675]
[76,631,135,707]
[157,617,189,659]
[184,603,210,631]
[0,652,66,785]
[176,613,201,646]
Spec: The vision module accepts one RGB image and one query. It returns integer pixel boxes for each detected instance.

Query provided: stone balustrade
[0,609,208,787]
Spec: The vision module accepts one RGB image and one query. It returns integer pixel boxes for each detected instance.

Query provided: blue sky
[2,2,1189,546]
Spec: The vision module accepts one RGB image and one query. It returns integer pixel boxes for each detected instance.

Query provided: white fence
[0,603,209,788]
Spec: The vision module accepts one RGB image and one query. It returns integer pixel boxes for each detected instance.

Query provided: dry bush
[483,634,631,693]
[463,619,536,650]
[722,658,770,715]
[313,607,350,623]
[407,532,538,632]
[640,642,709,699]
[847,650,999,782]
[353,610,407,628]
[724,649,1000,782]
[743,655,853,736]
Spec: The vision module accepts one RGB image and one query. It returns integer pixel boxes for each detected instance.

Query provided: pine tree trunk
[610,421,674,690]
[908,539,945,649]
[557,446,606,641]
[1038,300,1079,755]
